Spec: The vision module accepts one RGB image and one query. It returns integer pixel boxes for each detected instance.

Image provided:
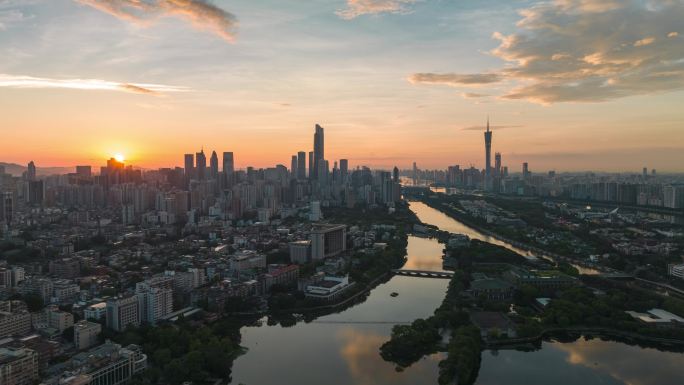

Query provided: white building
[84,302,107,321]
[136,282,173,325]
[304,275,354,302]
[668,263,684,280]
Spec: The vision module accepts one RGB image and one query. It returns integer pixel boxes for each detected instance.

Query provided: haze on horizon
[0,0,683,172]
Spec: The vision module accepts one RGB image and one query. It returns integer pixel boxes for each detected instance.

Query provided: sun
[114,153,125,163]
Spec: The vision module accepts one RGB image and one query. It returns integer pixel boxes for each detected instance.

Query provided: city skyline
[1,0,683,171]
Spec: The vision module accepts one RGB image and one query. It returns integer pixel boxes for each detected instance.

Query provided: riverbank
[486,326,684,350]
[414,195,605,273]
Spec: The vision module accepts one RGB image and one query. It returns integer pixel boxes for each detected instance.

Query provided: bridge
[391,269,454,279]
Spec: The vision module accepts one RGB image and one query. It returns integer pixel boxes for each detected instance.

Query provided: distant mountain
[0,162,74,177]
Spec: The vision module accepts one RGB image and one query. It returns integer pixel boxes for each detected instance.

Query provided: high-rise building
[311,224,347,260]
[136,281,173,326]
[75,165,92,177]
[494,152,502,176]
[210,151,219,180]
[484,118,493,191]
[290,155,298,179]
[340,159,349,184]
[313,124,324,179]
[184,154,194,179]
[522,162,529,179]
[222,152,234,174]
[308,151,314,179]
[106,296,139,332]
[26,161,36,181]
[195,150,207,180]
[393,166,399,182]
[297,151,306,180]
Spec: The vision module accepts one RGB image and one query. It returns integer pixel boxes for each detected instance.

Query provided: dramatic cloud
[337,0,418,19]
[75,0,237,41]
[409,0,684,104]
[408,73,502,86]
[0,74,187,96]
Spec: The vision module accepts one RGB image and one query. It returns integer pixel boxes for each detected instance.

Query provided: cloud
[336,0,418,19]
[461,92,489,99]
[0,74,187,95]
[461,125,522,131]
[408,73,502,86]
[75,0,237,41]
[409,0,684,104]
[0,9,32,30]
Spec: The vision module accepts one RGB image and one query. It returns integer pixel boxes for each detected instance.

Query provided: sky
[0,0,683,172]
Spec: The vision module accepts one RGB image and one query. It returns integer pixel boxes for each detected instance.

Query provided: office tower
[494,152,502,176]
[297,151,306,180]
[393,166,399,182]
[195,149,206,180]
[291,155,298,179]
[313,124,324,179]
[184,154,194,178]
[222,152,234,174]
[308,151,314,179]
[318,160,329,184]
[413,162,417,185]
[76,165,92,177]
[503,166,508,177]
[340,159,349,184]
[522,162,529,179]
[210,151,219,180]
[484,118,492,191]
[26,161,36,181]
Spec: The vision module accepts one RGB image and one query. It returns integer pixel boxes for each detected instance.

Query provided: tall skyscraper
[340,159,349,184]
[393,166,399,182]
[308,151,314,179]
[484,118,493,191]
[26,161,36,181]
[290,155,298,179]
[195,149,206,180]
[222,152,234,174]
[297,151,306,180]
[209,151,219,180]
[494,152,502,176]
[184,154,194,179]
[523,162,529,179]
[313,124,324,179]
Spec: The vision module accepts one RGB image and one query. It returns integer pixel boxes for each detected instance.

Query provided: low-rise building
[304,275,354,302]
[0,347,38,385]
[0,301,31,338]
[74,320,101,350]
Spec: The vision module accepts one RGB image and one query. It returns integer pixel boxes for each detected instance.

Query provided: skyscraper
[291,155,298,179]
[523,162,529,179]
[196,149,206,180]
[297,151,306,180]
[340,159,349,184]
[209,151,219,180]
[184,154,194,179]
[393,166,399,182]
[308,151,314,179]
[222,152,234,174]
[484,118,492,191]
[313,124,324,179]
[494,152,502,176]
[26,161,36,181]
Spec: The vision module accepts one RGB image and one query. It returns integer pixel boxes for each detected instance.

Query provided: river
[229,202,684,385]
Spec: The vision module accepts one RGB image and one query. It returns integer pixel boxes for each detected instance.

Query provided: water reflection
[476,338,684,385]
[403,235,447,272]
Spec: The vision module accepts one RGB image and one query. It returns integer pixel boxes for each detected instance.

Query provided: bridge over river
[391,269,454,279]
